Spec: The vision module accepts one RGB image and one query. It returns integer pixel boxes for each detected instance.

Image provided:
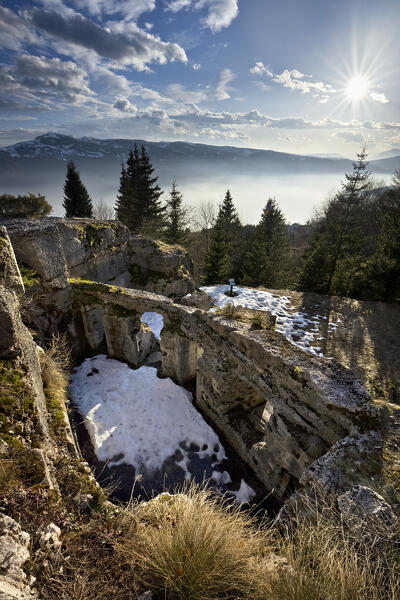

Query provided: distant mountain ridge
[1,133,399,174]
[0,133,399,222]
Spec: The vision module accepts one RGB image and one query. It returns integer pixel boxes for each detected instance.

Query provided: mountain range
[0,133,399,223]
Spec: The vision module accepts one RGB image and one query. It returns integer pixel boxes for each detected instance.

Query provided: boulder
[179,289,214,310]
[0,515,36,599]
[38,523,61,551]
[0,228,24,295]
[337,485,398,543]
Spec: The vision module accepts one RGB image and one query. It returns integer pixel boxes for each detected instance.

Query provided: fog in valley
[2,167,372,225]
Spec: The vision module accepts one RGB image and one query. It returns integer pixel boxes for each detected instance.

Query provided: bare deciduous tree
[93,199,115,221]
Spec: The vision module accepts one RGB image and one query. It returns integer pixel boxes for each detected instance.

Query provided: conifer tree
[243,198,289,288]
[300,146,372,296]
[204,190,242,284]
[137,145,164,235]
[114,163,136,229]
[204,218,231,284]
[114,144,164,235]
[63,161,93,218]
[165,179,187,245]
[219,190,241,232]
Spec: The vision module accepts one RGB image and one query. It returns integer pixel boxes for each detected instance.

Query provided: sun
[345,75,370,101]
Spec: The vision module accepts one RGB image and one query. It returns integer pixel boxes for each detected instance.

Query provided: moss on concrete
[18,263,41,287]
[85,222,116,248]
[0,359,36,440]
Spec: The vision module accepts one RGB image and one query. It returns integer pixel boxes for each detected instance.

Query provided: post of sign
[229,278,235,297]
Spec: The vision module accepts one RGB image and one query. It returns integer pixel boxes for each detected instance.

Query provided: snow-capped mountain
[0,133,398,222]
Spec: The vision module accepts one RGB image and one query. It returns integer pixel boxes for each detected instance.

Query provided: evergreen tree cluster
[115,145,164,236]
[204,190,290,289]
[299,148,400,301]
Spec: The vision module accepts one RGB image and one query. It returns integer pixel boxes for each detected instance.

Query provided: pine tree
[204,218,231,284]
[114,145,164,235]
[63,161,93,218]
[165,179,187,245]
[219,190,241,232]
[136,145,164,236]
[243,198,289,288]
[203,190,242,284]
[114,163,137,230]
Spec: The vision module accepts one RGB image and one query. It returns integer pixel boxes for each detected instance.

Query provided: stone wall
[68,280,384,501]
[3,218,195,297]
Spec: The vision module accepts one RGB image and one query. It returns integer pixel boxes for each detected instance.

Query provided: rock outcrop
[0,228,24,295]
[0,515,37,599]
[3,218,195,297]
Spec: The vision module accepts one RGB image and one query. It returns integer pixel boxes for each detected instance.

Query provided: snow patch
[201,285,342,357]
[230,479,256,504]
[141,312,163,340]
[70,355,225,473]
[70,355,256,504]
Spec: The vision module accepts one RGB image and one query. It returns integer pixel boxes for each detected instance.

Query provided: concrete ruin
[0,218,385,503]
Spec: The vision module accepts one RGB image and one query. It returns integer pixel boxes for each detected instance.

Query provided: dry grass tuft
[120,485,269,600]
[260,490,400,600]
[118,484,400,600]
[40,333,71,435]
[216,303,275,330]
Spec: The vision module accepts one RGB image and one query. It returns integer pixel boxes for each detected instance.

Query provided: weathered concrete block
[103,312,156,367]
[0,227,24,295]
[161,330,200,385]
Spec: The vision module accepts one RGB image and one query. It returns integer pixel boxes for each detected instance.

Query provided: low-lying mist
[3,171,373,225]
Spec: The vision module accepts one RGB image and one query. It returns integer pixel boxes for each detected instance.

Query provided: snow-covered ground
[201,285,342,356]
[70,355,255,503]
[141,311,164,340]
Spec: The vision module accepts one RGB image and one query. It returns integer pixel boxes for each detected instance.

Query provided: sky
[1,0,400,155]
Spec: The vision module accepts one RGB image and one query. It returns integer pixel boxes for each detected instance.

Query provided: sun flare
[345,75,370,101]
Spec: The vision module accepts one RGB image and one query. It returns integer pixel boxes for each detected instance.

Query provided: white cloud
[113,97,137,114]
[0,6,41,51]
[195,0,239,32]
[272,69,335,97]
[1,55,94,107]
[333,130,365,143]
[72,0,156,20]
[165,83,208,104]
[27,8,187,71]
[250,64,335,100]
[254,80,271,92]
[165,0,238,32]
[216,68,235,100]
[165,0,192,12]
[192,63,201,70]
[250,62,273,77]
[370,92,389,104]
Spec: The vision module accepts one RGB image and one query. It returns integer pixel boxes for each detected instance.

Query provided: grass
[0,359,36,440]
[216,303,276,331]
[18,263,41,287]
[119,484,400,600]
[123,486,267,600]
[0,476,398,600]
[40,334,70,437]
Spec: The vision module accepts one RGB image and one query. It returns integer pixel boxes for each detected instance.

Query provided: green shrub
[0,193,52,218]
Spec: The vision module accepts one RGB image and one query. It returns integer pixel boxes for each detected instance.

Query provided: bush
[0,193,52,218]
[40,334,71,436]
[122,485,268,600]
